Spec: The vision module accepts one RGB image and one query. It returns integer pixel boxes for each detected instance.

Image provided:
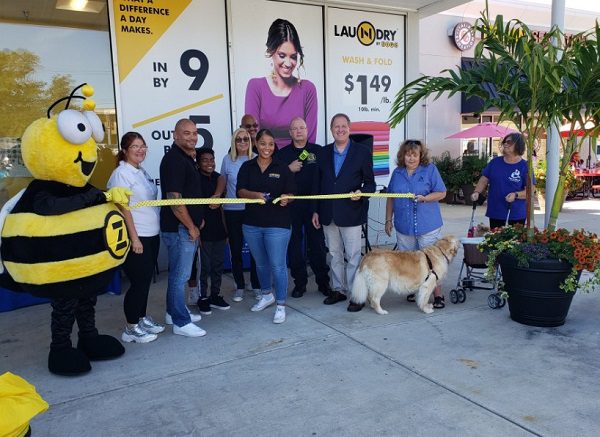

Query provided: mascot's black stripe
[16,269,116,298]
[2,228,104,263]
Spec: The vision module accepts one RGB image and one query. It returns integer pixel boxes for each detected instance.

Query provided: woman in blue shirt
[384,140,447,308]
[470,132,528,228]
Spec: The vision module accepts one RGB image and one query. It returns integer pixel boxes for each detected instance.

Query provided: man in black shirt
[278,117,331,298]
[159,118,206,337]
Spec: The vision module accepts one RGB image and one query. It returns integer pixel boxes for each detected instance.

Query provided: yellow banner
[112,0,192,82]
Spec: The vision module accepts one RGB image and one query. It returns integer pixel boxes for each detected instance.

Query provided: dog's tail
[350,265,369,304]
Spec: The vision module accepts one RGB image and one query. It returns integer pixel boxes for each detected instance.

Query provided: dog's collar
[432,245,451,264]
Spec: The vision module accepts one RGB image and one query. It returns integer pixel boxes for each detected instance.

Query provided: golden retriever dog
[350,235,460,315]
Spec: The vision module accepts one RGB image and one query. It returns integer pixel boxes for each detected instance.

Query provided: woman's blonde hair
[229,128,253,160]
[396,139,431,167]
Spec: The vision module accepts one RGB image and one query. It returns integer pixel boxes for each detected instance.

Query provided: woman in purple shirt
[245,18,318,149]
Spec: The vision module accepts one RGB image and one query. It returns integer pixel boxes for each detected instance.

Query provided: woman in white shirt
[107,132,163,343]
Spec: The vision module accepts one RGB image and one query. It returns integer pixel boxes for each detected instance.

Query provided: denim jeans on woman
[242,225,291,304]
[161,225,198,326]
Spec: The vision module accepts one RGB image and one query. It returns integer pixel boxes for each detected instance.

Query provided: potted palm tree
[389,5,600,326]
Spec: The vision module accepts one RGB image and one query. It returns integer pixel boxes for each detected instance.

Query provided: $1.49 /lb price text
[344,74,391,105]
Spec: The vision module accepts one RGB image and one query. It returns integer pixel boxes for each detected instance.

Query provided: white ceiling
[0,0,471,30]
[1,1,595,31]
[442,0,600,32]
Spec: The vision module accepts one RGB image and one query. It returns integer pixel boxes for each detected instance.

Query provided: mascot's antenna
[46,83,88,118]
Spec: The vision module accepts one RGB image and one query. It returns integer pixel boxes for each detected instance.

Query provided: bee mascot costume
[0,84,132,376]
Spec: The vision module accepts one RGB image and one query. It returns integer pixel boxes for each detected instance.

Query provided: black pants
[122,235,160,324]
[224,210,260,290]
[51,295,99,349]
[288,204,330,288]
[489,218,526,228]
[199,239,226,298]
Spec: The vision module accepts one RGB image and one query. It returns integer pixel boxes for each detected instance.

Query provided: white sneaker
[232,289,244,302]
[138,316,165,334]
[165,308,201,325]
[121,324,158,343]
[251,293,275,312]
[253,289,262,300]
[173,322,207,337]
[273,305,286,324]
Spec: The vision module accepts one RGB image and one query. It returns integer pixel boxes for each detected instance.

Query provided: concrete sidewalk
[1,199,599,436]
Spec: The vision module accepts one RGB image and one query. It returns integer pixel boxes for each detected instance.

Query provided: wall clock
[453,22,475,51]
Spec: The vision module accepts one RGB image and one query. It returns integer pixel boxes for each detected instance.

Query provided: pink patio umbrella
[446,122,518,139]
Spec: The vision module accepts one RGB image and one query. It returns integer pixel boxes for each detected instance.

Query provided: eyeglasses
[235,137,250,143]
[501,140,515,147]
[405,140,421,146]
[243,123,258,129]
[130,144,148,150]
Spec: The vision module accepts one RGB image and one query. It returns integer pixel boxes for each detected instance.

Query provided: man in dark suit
[311,113,375,311]
[278,117,331,298]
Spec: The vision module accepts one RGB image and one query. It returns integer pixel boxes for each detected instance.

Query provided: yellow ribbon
[131,192,415,208]
[272,192,415,204]
[132,198,265,208]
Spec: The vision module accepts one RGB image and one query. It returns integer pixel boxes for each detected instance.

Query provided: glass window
[0,20,115,205]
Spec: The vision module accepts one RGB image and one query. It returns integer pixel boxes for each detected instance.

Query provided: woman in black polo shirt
[237,129,296,324]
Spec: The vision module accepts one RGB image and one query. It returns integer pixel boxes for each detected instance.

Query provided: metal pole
[545,0,565,228]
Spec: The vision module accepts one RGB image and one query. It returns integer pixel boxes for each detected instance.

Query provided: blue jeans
[242,225,291,304]
[161,225,199,327]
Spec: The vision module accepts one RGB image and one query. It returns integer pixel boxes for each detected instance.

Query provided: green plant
[461,154,489,186]
[535,159,584,195]
[534,160,547,191]
[479,224,600,293]
[389,3,600,234]
[432,152,461,192]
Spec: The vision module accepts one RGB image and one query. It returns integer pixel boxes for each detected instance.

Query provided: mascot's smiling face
[21,85,105,187]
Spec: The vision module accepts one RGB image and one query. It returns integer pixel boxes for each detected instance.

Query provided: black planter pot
[498,253,578,327]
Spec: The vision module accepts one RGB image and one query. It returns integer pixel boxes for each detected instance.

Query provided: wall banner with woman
[107,0,232,183]
[230,0,326,149]
[326,8,405,185]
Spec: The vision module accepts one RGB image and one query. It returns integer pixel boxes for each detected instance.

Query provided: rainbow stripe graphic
[350,121,390,176]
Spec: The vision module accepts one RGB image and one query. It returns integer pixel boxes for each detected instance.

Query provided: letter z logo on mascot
[0,84,132,376]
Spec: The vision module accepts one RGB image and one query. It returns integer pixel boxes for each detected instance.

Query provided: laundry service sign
[327,8,405,183]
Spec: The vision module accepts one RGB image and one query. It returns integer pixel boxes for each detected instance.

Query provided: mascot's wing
[0,189,26,273]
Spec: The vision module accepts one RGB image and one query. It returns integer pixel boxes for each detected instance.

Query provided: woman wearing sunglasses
[220,128,261,303]
[471,132,529,228]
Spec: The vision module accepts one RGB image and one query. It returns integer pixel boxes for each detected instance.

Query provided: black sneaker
[210,295,231,310]
[291,285,306,298]
[323,290,347,305]
[347,301,364,312]
[197,298,212,315]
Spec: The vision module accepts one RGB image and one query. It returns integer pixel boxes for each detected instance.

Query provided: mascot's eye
[57,109,92,145]
[84,111,105,143]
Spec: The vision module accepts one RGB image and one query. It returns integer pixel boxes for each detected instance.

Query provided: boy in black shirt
[194,147,230,314]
